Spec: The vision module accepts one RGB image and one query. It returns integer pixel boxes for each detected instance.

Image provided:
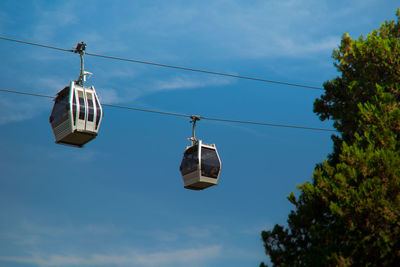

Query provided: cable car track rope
[0,36,323,90]
[0,88,336,132]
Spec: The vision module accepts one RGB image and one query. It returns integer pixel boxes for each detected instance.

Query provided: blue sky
[0,1,398,266]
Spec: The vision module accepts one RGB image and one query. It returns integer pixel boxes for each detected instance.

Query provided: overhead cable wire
[103,103,192,118]
[84,52,323,90]
[0,36,74,53]
[0,88,336,132]
[0,36,323,90]
[0,88,54,99]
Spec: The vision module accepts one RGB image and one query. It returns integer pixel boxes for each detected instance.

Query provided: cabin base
[56,130,97,147]
[183,175,218,190]
[184,182,216,190]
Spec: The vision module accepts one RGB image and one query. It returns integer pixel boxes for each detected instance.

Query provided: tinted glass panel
[78,91,85,120]
[180,145,199,176]
[95,96,101,129]
[72,91,77,125]
[201,147,220,178]
[50,88,69,127]
[87,93,94,122]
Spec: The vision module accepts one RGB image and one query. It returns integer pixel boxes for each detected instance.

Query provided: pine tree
[261,9,400,266]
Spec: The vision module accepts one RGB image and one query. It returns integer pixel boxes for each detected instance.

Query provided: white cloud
[99,68,138,80]
[122,0,393,60]
[0,222,267,267]
[113,0,342,60]
[0,76,65,126]
[181,225,223,239]
[37,77,69,95]
[0,96,50,125]
[153,75,231,91]
[96,88,128,104]
[96,75,233,105]
[213,1,340,58]
[0,246,222,267]
[2,221,120,248]
[137,225,224,243]
[267,36,340,58]
[0,231,41,247]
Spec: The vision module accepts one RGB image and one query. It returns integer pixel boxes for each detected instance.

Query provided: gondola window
[180,146,199,175]
[50,90,69,127]
[78,91,85,120]
[201,147,220,178]
[87,93,94,122]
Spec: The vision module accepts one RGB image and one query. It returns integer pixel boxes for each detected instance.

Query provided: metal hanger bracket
[74,41,92,85]
[189,115,201,145]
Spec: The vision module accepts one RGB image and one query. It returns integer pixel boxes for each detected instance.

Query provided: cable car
[179,116,222,190]
[49,81,103,147]
[49,41,103,147]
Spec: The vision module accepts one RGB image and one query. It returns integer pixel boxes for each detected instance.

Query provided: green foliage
[261,9,400,266]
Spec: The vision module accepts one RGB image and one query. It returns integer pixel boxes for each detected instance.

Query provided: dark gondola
[180,140,222,190]
[179,116,222,190]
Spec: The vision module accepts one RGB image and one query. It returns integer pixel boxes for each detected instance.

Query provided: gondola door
[85,89,96,132]
[75,86,87,132]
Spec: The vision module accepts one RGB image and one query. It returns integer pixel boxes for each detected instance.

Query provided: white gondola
[49,82,103,147]
[179,116,222,190]
[49,42,103,147]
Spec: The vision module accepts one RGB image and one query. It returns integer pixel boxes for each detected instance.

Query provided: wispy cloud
[206,1,340,58]
[153,75,232,91]
[0,96,49,125]
[0,76,65,126]
[0,246,222,267]
[112,0,344,60]
[123,0,389,60]
[0,221,263,267]
[37,77,69,95]
[139,225,224,243]
[96,74,233,104]
[97,88,129,104]
[2,221,121,249]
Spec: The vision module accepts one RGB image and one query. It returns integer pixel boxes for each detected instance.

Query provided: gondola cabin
[49,81,103,147]
[180,140,222,190]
